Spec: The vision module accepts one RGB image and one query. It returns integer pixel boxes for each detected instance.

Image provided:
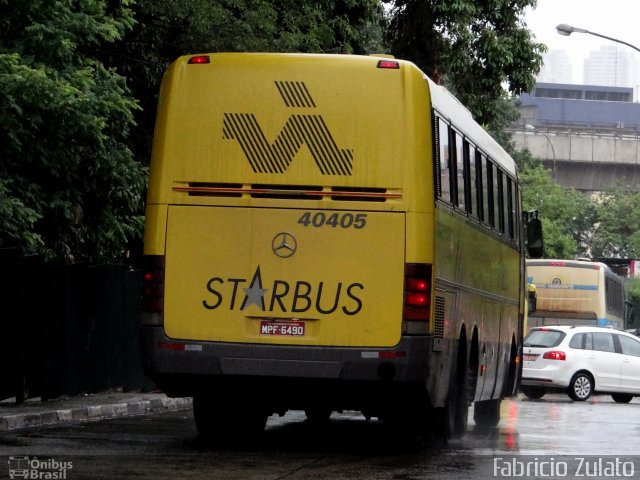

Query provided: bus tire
[193,394,268,441]
[305,408,332,424]
[611,393,633,404]
[473,398,501,429]
[432,338,469,441]
[520,386,545,399]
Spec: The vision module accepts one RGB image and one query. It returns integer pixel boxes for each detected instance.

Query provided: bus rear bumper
[140,326,437,399]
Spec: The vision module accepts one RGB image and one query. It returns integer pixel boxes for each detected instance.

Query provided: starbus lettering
[202,266,364,315]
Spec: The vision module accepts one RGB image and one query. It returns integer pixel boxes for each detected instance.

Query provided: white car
[520,326,640,402]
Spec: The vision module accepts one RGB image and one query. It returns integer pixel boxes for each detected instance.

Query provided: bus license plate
[260,321,305,337]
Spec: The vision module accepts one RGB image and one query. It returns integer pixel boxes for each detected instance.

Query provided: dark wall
[0,249,148,402]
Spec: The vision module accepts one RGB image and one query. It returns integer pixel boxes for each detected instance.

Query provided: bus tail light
[142,255,165,326]
[377,59,400,69]
[543,351,566,361]
[188,55,210,64]
[403,264,432,334]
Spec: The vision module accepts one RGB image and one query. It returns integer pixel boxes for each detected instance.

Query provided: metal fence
[0,248,149,403]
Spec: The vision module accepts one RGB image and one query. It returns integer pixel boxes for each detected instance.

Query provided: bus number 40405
[297,212,367,229]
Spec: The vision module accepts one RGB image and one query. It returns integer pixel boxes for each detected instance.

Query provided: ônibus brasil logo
[222,81,353,175]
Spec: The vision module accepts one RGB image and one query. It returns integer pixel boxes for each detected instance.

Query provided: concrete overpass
[511,125,640,193]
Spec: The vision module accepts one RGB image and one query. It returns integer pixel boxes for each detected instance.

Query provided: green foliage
[626,277,640,302]
[514,149,594,259]
[0,178,43,252]
[590,185,640,258]
[102,0,386,161]
[0,0,146,262]
[385,0,545,126]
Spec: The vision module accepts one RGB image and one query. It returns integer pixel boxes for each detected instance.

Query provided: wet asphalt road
[1,393,639,479]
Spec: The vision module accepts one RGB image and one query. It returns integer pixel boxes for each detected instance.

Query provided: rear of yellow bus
[141,53,436,435]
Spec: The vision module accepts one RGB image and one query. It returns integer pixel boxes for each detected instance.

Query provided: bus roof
[426,76,516,177]
[526,259,609,271]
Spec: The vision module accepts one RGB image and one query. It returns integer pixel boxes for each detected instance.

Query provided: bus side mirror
[525,211,544,258]
[528,288,537,314]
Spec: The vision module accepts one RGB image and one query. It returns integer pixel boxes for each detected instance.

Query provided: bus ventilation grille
[172,183,402,202]
[434,296,445,338]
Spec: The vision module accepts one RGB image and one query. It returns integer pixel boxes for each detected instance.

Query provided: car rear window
[524,329,566,348]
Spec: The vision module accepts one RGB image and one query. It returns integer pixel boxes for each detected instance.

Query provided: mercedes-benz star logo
[272,232,297,258]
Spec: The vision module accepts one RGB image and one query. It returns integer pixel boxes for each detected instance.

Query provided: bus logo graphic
[8,457,29,479]
[223,81,353,175]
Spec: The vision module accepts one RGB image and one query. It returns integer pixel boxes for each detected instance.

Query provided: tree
[102,0,387,162]
[590,185,640,258]
[0,0,146,262]
[514,149,594,259]
[385,0,545,126]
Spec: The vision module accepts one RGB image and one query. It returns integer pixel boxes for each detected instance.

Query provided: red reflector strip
[188,55,210,64]
[378,351,407,359]
[158,342,185,351]
[377,59,400,69]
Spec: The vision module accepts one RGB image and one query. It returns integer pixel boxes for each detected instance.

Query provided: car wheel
[568,372,593,401]
[611,393,633,404]
[520,386,545,399]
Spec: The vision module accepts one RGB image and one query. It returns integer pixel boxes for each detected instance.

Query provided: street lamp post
[525,124,556,175]
[556,23,640,54]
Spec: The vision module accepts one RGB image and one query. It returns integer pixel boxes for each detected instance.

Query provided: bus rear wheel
[473,398,501,429]
[193,394,268,441]
[305,408,332,424]
[520,386,545,399]
[611,393,633,403]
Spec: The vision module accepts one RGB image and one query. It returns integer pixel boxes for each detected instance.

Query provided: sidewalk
[0,392,192,432]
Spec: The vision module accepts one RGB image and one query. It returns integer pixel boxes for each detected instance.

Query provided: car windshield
[524,329,566,348]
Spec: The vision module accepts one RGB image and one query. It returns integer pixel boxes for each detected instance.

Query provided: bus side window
[505,174,513,239]
[437,117,451,202]
[509,179,519,242]
[454,131,465,210]
[475,150,485,222]
[466,142,477,217]
[485,159,495,228]
[496,168,505,234]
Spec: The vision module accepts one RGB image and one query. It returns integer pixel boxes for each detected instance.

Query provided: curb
[0,396,192,432]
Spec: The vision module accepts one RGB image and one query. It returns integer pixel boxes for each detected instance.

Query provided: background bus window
[454,131,465,210]
[438,117,451,202]
[605,275,624,317]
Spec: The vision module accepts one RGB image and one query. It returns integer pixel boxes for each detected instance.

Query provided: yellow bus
[526,259,626,330]
[141,53,540,441]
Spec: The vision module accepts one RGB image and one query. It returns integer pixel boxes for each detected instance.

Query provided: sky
[524,0,640,84]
